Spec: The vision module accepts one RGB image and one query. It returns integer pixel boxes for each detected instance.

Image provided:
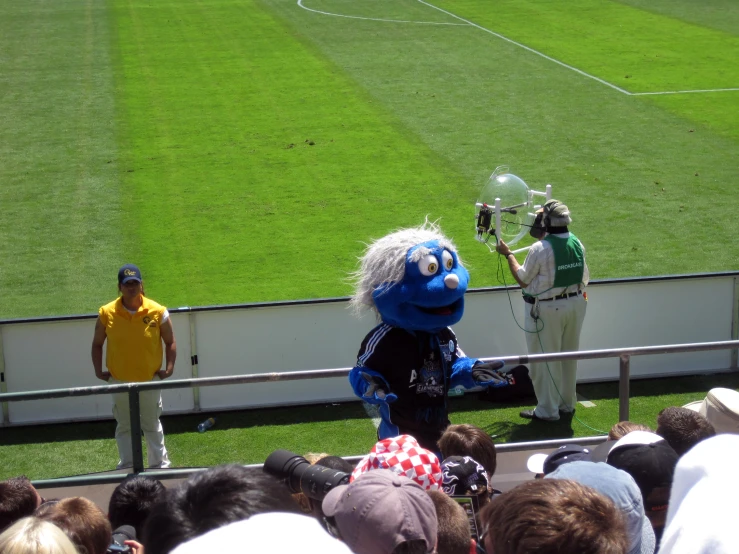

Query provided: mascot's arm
[349,366,398,404]
[450,357,508,389]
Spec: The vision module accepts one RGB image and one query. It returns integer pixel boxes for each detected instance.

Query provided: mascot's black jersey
[356,323,465,450]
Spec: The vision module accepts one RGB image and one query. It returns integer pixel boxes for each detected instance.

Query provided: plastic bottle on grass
[198,417,216,433]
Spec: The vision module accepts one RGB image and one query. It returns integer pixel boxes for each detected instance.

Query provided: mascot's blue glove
[349,367,398,404]
[472,360,509,388]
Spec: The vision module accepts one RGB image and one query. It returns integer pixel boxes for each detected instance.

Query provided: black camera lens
[263,449,309,494]
[264,450,350,501]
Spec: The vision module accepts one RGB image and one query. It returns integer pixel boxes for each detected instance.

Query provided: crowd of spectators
[0,390,737,554]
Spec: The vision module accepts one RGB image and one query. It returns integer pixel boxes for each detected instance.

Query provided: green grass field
[1,0,737,319]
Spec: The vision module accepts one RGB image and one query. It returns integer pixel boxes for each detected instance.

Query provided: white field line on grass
[416,0,630,95]
[418,0,739,97]
[299,0,737,97]
[297,0,467,25]
[632,88,739,96]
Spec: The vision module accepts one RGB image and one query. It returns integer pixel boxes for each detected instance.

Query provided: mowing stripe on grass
[0,0,123,318]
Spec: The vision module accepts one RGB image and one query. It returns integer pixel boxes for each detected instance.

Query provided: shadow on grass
[1,372,736,447]
[0,402,371,446]
[573,372,739,401]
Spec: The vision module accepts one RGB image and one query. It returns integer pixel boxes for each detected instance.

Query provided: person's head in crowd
[170,512,352,554]
[660,434,739,553]
[438,425,497,484]
[427,490,472,554]
[440,456,490,507]
[352,435,442,491]
[303,452,330,464]
[682,387,739,435]
[0,476,42,533]
[0,517,80,554]
[526,444,592,478]
[316,455,355,474]
[322,469,438,554]
[143,464,303,554]
[297,455,356,518]
[479,479,628,554]
[609,421,653,441]
[108,475,166,537]
[546,462,656,554]
[604,431,679,540]
[656,407,716,457]
[35,497,111,554]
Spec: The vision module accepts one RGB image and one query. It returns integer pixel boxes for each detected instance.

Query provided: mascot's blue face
[372,240,469,332]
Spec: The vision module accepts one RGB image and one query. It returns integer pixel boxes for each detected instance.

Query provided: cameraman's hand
[495,240,512,257]
[124,540,144,554]
[361,372,397,404]
[472,360,507,385]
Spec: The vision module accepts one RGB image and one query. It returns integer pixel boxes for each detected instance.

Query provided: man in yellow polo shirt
[91,264,176,469]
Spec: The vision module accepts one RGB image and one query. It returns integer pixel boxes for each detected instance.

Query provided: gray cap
[544,199,572,226]
[322,469,437,554]
[546,461,656,554]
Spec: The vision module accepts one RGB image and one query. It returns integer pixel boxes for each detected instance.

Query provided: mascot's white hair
[350,220,458,315]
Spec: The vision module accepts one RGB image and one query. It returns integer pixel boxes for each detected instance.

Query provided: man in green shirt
[496,200,589,421]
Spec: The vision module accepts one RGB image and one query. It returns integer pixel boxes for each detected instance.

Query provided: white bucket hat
[683,388,739,434]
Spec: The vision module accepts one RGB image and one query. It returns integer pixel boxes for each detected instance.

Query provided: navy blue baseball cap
[118,264,142,284]
[527,444,592,475]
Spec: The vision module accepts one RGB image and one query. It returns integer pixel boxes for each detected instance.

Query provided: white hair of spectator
[349,219,458,315]
[0,517,80,554]
[659,434,739,553]
[170,512,351,554]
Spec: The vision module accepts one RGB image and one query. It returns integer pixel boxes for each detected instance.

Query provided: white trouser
[110,376,170,469]
[524,295,587,420]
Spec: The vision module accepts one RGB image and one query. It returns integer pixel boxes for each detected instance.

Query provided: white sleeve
[162,309,170,323]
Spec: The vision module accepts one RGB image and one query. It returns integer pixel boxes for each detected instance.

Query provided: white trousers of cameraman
[525,295,587,420]
[109,376,171,469]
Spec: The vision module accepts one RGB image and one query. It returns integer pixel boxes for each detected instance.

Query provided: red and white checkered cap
[351,435,442,490]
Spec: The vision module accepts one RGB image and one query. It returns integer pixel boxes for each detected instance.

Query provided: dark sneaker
[520,409,559,422]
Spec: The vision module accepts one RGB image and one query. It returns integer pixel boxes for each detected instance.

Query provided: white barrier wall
[1,274,737,424]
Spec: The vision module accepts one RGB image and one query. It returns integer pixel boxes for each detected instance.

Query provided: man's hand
[156,369,173,380]
[95,371,111,382]
[124,540,145,554]
[472,360,507,386]
[361,372,397,404]
[495,239,512,257]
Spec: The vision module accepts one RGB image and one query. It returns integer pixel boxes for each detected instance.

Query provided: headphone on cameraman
[541,199,561,229]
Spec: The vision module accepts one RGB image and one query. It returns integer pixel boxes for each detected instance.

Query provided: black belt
[523,291,582,305]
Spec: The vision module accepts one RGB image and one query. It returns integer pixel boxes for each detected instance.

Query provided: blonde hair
[0,517,79,554]
[608,421,652,441]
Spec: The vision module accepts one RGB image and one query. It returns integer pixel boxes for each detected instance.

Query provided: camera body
[107,525,136,554]
[264,450,350,501]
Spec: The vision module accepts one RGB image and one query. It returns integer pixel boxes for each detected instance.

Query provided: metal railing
[1,339,738,474]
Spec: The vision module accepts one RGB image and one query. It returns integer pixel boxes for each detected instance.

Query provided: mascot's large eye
[418,255,440,276]
[442,250,454,271]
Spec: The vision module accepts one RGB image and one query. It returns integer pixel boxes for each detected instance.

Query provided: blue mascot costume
[349,221,508,451]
